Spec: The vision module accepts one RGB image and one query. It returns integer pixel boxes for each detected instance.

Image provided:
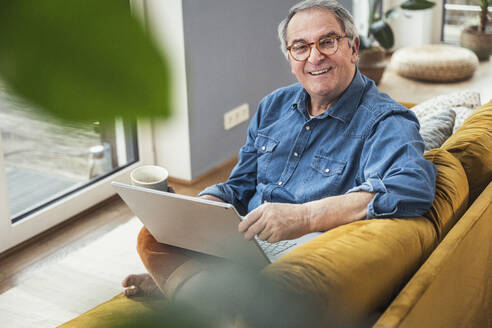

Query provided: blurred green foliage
[0,0,172,122]
[360,0,395,50]
[107,263,328,328]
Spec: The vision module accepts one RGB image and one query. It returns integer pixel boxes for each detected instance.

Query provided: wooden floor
[0,161,235,328]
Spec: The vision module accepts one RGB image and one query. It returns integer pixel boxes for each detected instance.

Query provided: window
[443,0,492,43]
[0,84,139,222]
[0,82,154,253]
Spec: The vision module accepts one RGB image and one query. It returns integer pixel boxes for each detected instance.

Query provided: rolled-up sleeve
[199,106,261,215]
[346,111,437,219]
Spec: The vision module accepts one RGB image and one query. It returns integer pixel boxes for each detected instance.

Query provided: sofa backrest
[441,99,492,203]
[422,148,469,241]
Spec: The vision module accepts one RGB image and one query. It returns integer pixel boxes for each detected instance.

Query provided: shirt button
[294,152,299,157]
[325,168,330,173]
[278,181,283,186]
[306,126,311,131]
[261,146,266,151]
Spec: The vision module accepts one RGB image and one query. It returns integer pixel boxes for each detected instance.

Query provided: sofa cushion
[423,148,469,240]
[442,100,492,203]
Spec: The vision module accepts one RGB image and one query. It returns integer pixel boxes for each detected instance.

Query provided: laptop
[112,182,322,267]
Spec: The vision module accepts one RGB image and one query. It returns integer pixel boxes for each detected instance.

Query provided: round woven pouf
[391,45,479,82]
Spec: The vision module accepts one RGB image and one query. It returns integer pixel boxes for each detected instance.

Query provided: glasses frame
[287,35,348,62]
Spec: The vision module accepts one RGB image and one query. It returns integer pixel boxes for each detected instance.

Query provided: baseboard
[168,156,237,186]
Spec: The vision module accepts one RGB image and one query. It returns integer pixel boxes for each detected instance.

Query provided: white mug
[130,165,168,191]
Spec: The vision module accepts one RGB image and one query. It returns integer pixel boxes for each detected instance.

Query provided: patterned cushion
[420,110,456,152]
[391,45,479,82]
[409,90,481,132]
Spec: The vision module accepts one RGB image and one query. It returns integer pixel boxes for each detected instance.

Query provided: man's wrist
[302,192,375,232]
[300,203,316,233]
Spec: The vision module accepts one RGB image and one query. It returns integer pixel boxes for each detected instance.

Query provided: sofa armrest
[264,217,437,326]
[375,181,492,328]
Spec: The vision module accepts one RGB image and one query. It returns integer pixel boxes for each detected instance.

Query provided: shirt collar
[291,68,367,123]
[292,87,309,117]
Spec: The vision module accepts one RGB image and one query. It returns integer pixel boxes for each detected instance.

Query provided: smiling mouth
[308,67,332,76]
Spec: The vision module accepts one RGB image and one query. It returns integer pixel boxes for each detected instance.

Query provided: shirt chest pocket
[298,154,348,202]
[254,134,279,179]
[310,155,347,180]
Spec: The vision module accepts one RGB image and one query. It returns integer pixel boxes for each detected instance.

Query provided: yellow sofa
[60,100,492,328]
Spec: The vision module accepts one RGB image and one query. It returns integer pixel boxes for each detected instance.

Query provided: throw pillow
[451,106,474,133]
[409,90,481,132]
[420,110,456,152]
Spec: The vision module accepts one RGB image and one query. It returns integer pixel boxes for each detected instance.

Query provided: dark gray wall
[182,0,352,179]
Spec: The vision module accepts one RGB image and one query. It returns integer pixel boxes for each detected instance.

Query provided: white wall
[144,0,193,181]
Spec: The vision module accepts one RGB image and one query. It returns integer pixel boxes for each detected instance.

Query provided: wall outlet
[224,103,250,130]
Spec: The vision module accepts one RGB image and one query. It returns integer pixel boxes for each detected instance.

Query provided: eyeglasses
[287,35,348,61]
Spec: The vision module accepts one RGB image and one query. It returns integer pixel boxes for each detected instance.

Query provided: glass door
[0,82,155,253]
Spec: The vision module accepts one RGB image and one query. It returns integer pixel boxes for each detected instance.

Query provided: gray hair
[277,0,358,59]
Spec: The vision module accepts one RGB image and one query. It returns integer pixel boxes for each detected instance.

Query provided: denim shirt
[200,70,437,218]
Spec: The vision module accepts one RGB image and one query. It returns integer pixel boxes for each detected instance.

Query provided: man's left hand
[238,202,311,243]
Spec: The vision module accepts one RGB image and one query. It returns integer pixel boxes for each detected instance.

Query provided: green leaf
[370,21,395,49]
[400,0,436,10]
[0,0,172,122]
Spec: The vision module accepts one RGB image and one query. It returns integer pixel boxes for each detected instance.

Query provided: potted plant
[358,0,394,84]
[358,0,435,84]
[461,0,492,60]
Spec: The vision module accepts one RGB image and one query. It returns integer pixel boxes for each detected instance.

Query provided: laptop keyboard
[256,238,297,257]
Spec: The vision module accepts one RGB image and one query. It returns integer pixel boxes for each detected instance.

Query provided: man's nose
[307,45,326,64]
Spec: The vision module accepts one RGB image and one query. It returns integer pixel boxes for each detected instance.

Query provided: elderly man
[122,0,436,297]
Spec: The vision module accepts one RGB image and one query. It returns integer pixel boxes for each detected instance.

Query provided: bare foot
[121,273,164,298]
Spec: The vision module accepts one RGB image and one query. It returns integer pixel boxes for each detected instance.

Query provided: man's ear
[351,36,360,63]
[290,58,297,76]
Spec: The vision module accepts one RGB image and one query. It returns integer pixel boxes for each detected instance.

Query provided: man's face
[286,9,359,101]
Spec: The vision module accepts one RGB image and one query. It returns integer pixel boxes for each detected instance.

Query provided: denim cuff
[346,175,387,195]
[198,184,233,205]
[345,175,394,219]
[367,195,399,218]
